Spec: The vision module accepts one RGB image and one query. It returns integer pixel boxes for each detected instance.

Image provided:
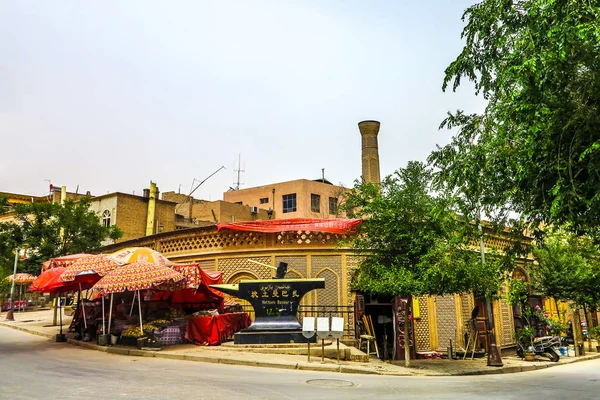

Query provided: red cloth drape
[216,218,362,234]
[185,313,251,346]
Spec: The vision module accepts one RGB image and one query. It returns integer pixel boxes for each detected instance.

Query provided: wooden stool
[359,334,379,358]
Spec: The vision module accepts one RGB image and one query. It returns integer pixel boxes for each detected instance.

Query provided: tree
[342,161,504,366]
[0,197,122,275]
[432,0,600,238]
[532,227,600,319]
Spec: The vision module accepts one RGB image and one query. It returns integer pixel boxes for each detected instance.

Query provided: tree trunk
[584,304,592,352]
[404,295,411,368]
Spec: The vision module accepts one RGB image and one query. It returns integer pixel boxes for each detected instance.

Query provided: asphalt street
[1,326,599,400]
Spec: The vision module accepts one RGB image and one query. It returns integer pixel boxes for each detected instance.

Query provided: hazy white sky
[0,0,484,200]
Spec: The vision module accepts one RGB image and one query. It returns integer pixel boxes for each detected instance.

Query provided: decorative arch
[227,270,259,284]
[314,267,340,306]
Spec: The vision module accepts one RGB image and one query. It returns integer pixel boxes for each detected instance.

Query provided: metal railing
[240,305,356,340]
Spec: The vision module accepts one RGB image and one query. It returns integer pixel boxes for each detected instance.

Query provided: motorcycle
[516,335,561,362]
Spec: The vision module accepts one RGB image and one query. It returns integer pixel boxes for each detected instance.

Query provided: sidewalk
[2,308,599,376]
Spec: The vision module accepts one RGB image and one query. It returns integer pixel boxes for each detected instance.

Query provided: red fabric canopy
[148,264,224,306]
[29,267,97,294]
[185,313,251,345]
[216,218,362,234]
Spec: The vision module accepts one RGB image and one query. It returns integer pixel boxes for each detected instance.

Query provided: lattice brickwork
[435,296,457,351]
[273,231,348,247]
[197,259,216,272]
[498,284,516,346]
[314,269,340,308]
[459,294,474,347]
[218,256,272,283]
[275,256,307,278]
[160,231,265,255]
[414,296,430,352]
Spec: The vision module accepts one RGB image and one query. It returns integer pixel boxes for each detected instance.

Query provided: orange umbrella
[5,273,37,285]
[107,247,173,266]
[60,254,120,282]
[41,253,92,272]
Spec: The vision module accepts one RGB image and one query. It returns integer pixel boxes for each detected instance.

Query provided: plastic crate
[154,326,183,346]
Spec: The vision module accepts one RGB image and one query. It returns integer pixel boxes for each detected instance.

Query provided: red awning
[29,267,97,294]
[216,218,362,234]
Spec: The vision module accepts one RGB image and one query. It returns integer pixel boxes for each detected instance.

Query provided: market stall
[185,312,252,346]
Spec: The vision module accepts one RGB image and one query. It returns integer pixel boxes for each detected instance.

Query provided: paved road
[1,326,599,400]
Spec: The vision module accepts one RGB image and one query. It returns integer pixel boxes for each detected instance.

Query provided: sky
[0,0,485,201]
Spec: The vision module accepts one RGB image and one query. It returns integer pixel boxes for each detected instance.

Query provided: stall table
[185,313,251,346]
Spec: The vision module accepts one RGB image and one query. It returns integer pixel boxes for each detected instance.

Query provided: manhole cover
[306,379,355,388]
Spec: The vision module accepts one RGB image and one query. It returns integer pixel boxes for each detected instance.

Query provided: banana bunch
[121,327,144,338]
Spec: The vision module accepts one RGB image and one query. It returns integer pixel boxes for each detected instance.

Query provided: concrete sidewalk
[2,308,599,376]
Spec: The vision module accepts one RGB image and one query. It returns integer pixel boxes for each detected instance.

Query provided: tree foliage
[0,197,122,275]
[532,227,600,311]
[431,0,600,237]
[342,161,504,298]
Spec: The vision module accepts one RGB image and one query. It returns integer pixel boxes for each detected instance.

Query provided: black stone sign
[211,278,325,344]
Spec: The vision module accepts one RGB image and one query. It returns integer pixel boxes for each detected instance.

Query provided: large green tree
[533,227,600,312]
[431,0,600,237]
[0,197,122,275]
[343,161,507,365]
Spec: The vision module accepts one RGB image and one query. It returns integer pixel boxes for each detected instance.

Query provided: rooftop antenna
[176,166,226,216]
[233,154,244,190]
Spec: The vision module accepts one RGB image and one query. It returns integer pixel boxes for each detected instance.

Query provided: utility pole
[5,249,19,321]
[479,221,503,367]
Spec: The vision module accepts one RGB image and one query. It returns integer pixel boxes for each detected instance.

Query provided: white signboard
[302,317,316,339]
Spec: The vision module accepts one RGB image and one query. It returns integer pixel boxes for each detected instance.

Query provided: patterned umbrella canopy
[107,247,173,266]
[5,273,37,285]
[60,254,120,282]
[93,261,184,294]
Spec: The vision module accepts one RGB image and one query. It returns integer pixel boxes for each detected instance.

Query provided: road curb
[2,320,598,376]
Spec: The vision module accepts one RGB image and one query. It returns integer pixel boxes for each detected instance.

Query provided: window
[329,197,338,215]
[282,193,297,213]
[260,197,269,204]
[102,209,111,227]
[311,194,320,213]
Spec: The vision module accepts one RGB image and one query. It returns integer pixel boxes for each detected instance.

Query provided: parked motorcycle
[516,335,561,362]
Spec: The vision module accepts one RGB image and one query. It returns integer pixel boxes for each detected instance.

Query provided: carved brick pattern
[275,256,307,278]
[435,296,457,351]
[160,231,265,255]
[197,259,216,272]
[218,256,271,283]
[414,296,430,352]
[314,269,339,308]
[273,231,347,246]
[313,256,342,306]
[461,294,474,323]
[498,284,515,346]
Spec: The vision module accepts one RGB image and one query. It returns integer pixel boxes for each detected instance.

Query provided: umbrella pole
[102,294,106,335]
[129,290,137,317]
[59,293,63,335]
[138,289,143,332]
[108,293,114,336]
[79,283,87,329]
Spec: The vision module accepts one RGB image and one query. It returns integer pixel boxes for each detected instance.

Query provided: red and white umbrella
[60,254,119,282]
[5,273,37,285]
[93,262,184,333]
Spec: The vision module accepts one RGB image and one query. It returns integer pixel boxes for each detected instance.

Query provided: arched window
[102,209,111,227]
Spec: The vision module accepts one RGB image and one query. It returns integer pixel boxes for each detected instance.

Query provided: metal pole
[321,339,325,363]
[479,222,503,367]
[307,341,311,362]
[138,289,143,332]
[336,338,340,364]
[5,249,19,321]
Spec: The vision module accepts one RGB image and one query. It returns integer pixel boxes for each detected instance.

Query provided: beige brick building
[89,192,176,244]
[162,192,271,227]
[223,178,348,219]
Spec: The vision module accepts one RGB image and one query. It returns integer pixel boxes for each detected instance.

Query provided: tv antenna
[232,154,244,191]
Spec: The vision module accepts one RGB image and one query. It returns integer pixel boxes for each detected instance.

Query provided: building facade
[99,221,526,359]
[223,179,347,219]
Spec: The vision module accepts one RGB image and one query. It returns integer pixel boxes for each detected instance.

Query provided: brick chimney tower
[358,120,381,185]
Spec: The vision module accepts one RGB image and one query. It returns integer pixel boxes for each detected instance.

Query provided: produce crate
[154,327,183,346]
